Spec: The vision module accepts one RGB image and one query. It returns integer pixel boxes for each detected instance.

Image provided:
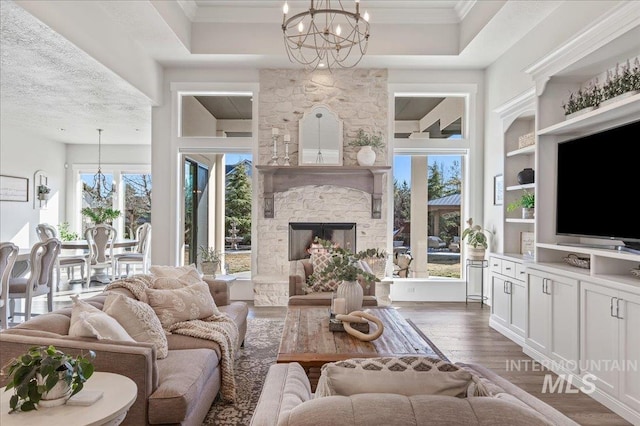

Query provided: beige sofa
[250,362,580,426]
[0,278,248,426]
[288,259,377,306]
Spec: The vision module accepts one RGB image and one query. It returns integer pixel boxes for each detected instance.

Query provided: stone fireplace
[253,68,389,306]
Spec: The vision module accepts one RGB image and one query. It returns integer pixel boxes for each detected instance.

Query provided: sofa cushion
[68,295,135,341]
[150,264,202,281]
[146,282,220,328]
[315,356,472,398]
[278,393,554,426]
[149,348,219,424]
[103,292,169,359]
[304,253,340,293]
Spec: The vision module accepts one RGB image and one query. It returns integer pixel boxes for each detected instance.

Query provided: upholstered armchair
[288,258,377,306]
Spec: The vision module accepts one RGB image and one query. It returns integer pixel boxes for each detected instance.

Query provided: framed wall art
[493,174,503,206]
[0,175,29,202]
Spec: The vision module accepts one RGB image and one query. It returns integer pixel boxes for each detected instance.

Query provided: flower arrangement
[348,128,385,151]
[81,206,121,224]
[307,245,381,287]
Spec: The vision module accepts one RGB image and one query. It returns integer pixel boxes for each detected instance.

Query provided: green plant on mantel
[562,82,601,115]
[348,128,385,151]
[2,345,95,412]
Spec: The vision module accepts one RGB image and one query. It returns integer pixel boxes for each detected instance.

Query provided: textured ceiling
[0,1,152,145]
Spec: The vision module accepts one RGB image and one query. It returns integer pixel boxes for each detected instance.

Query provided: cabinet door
[491,275,509,327]
[550,274,579,369]
[580,281,619,396]
[618,290,640,413]
[509,279,526,337]
[526,272,550,354]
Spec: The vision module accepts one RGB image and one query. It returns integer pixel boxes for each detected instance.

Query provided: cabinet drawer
[515,263,527,282]
[501,260,517,278]
[490,257,502,274]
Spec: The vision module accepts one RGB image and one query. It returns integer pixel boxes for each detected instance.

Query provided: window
[123,173,152,238]
[393,94,469,280]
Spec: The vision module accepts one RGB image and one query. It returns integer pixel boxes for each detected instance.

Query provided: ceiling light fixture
[90,128,114,203]
[282,0,370,71]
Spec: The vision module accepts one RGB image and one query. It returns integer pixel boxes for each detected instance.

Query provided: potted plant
[58,222,79,241]
[562,82,601,118]
[81,206,121,224]
[198,245,221,277]
[37,184,51,201]
[461,218,492,260]
[507,190,535,219]
[348,128,385,166]
[2,345,95,412]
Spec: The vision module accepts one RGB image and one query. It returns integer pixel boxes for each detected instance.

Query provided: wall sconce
[371,196,382,219]
[34,169,49,209]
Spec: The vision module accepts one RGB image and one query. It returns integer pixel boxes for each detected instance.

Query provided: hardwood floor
[249,301,631,426]
[28,293,631,425]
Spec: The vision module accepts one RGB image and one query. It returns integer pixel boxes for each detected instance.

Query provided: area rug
[203,318,284,425]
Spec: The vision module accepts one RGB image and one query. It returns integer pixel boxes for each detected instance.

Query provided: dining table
[61,239,138,284]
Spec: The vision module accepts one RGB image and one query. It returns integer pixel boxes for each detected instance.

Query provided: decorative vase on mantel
[356,146,376,166]
[337,280,363,314]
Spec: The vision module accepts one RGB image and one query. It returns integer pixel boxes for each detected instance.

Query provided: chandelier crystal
[282,0,370,71]
[91,129,114,203]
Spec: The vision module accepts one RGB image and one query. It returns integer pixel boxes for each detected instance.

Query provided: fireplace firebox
[289,222,356,261]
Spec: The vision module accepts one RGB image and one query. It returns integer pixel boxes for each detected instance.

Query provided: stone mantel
[256,165,390,219]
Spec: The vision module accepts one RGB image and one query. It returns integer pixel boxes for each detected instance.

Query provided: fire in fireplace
[289,222,356,261]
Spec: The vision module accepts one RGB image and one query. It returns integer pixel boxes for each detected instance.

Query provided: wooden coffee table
[277,306,442,390]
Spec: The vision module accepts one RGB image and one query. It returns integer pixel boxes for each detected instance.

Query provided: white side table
[0,372,137,426]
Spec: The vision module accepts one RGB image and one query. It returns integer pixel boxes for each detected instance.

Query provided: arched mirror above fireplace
[299,105,343,166]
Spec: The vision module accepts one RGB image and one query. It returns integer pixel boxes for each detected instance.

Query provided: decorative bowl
[563,254,590,269]
[631,268,640,279]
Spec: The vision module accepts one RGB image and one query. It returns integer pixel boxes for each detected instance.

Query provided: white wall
[0,126,66,248]
[483,1,622,253]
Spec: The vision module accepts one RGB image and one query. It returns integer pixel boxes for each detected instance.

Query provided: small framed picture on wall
[493,174,504,206]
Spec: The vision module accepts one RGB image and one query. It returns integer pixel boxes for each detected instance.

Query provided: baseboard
[489,318,525,346]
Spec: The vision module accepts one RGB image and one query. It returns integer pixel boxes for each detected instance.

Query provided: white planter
[356,146,376,166]
[36,373,72,408]
[467,246,486,260]
[337,280,363,314]
[201,261,219,277]
[522,207,535,219]
[600,90,640,108]
[565,106,596,120]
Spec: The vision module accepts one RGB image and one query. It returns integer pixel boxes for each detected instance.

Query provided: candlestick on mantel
[270,134,279,166]
[283,133,291,166]
[272,127,279,136]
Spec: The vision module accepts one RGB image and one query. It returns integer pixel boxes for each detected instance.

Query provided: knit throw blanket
[105,276,238,402]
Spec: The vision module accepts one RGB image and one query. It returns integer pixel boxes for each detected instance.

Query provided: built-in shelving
[506,183,534,191]
[506,145,535,157]
[506,218,535,224]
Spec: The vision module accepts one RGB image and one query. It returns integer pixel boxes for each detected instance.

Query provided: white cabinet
[489,255,527,344]
[525,268,579,371]
[581,281,640,414]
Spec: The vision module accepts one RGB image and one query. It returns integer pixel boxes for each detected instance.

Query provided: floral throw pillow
[306,253,340,293]
[145,282,220,328]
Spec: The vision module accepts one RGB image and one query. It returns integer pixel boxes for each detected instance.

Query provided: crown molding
[524,2,640,96]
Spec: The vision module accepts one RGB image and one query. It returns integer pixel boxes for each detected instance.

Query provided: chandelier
[91,129,114,203]
[282,0,370,70]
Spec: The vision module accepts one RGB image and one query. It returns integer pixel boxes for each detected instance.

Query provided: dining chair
[8,238,60,322]
[85,224,117,287]
[0,242,19,329]
[36,223,86,288]
[115,223,151,277]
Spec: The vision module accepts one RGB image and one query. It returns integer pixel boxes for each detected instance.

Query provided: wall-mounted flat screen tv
[556,119,640,251]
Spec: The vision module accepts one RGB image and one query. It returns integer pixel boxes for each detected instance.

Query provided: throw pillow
[103,292,169,359]
[306,252,340,293]
[152,275,201,289]
[149,264,202,281]
[314,356,473,398]
[68,295,134,341]
[145,282,220,328]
